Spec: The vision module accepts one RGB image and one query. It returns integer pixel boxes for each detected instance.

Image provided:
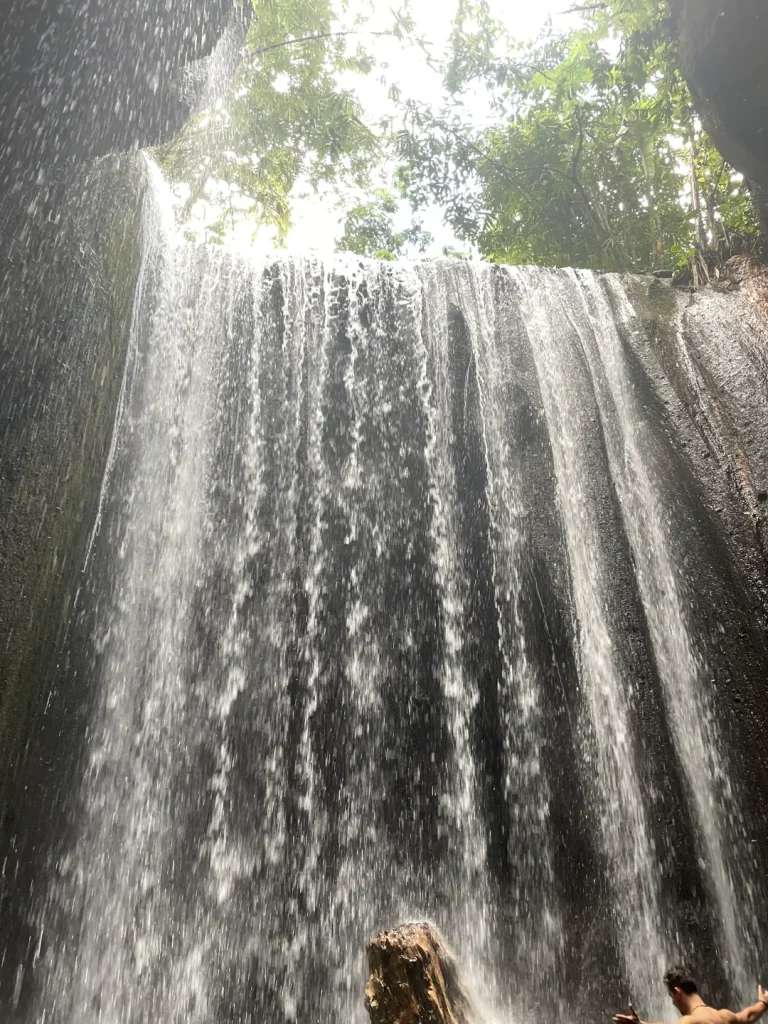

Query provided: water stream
[27,162,764,1024]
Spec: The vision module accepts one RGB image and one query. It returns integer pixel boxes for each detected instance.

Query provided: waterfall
[28,163,766,1024]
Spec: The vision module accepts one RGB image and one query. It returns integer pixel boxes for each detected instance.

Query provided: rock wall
[669,0,768,237]
[0,156,152,1015]
[0,0,240,194]
[0,5,238,1006]
[0,154,147,857]
[0,0,243,819]
[0,0,242,807]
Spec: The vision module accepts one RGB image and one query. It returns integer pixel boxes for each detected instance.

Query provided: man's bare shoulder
[689,1007,738,1024]
[682,1007,735,1024]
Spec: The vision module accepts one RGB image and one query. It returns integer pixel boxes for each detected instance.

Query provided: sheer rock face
[0,0,240,194]
[669,0,768,235]
[365,924,477,1024]
[0,156,148,1013]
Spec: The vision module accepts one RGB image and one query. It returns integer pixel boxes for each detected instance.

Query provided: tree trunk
[669,0,768,252]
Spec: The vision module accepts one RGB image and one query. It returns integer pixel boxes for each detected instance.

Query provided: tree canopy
[159,0,761,271]
[158,0,385,241]
[396,0,760,271]
[338,188,432,260]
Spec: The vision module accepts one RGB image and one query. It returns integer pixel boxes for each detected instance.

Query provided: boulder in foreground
[365,922,477,1024]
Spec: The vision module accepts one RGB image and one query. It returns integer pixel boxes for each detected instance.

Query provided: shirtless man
[613,967,768,1024]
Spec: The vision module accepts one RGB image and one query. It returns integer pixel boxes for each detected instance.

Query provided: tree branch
[561,3,607,13]
[250,29,396,58]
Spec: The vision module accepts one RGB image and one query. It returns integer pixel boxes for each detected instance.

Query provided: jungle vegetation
[159,0,761,271]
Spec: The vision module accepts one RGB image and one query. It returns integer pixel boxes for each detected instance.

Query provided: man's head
[664,967,699,1013]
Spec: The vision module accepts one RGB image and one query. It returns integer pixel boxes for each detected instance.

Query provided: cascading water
[23,161,766,1024]
[512,267,670,1008]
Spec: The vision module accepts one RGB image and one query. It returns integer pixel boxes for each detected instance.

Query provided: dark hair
[664,968,698,995]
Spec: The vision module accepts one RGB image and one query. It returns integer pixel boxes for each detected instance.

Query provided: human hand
[758,984,768,1008]
[613,1005,641,1024]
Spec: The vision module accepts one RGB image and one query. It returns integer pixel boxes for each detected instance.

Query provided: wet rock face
[3,229,768,1018]
[0,156,148,1013]
[669,0,768,234]
[0,0,238,192]
[365,924,477,1024]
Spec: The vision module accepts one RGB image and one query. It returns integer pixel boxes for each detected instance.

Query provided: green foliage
[339,187,432,259]
[157,0,380,239]
[396,0,760,271]
[155,0,760,268]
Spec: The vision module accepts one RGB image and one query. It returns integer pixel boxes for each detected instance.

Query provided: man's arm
[614,1016,666,1024]
[614,1013,695,1024]
[720,984,768,1024]
[613,1006,681,1024]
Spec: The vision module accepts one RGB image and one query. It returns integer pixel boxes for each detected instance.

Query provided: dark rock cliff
[0,155,147,832]
[670,0,768,238]
[0,8,239,1003]
[0,0,239,194]
[0,154,148,1013]
[0,0,240,810]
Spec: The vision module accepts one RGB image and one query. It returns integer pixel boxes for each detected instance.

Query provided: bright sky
[352,0,580,107]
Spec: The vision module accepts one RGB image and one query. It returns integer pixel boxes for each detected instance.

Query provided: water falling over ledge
[3,158,768,1024]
